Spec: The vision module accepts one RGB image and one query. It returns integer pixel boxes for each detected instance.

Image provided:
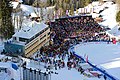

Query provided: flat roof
[13,21,49,39]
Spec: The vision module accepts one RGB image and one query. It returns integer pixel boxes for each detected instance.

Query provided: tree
[116,0,120,10]
[0,0,14,39]
[69,4,74,16]
[114,0,120,32]
[116,0,120,24]
[85,0,92,6]
[47,0,51,6]
[64,0,69,3]
[116,11,120,23]
[0,1,1,19]
[33,0,46,21]
[76,1,79,9]
[79,0,86,8]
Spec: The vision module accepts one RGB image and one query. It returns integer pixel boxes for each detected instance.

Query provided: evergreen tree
[85,0,92,6]
[33,0,46,21]
[0,0,14,39]
[52,0,56,6]
[0,9,1,19]
[0,1,1,19]
[65,0,70,4]
[79,0,85,8]
[116,0,120,10]
[116,11,120,23]
[76,1,79,9]
[116,0,120,24]
[70,4,74,16]
[47,0,52,6]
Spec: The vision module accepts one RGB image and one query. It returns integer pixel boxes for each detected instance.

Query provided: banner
[12,63,18,70]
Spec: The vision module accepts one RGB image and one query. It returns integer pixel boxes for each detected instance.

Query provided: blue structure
[12,63,18,70]
[4,41,25,56]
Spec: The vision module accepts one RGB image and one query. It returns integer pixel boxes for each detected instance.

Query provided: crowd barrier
[69,42,119,80]
[23,67,50,80]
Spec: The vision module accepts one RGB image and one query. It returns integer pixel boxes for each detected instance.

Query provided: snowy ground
[51,67,104,80]
[1,42,120,80]
[0,62,21,80]
[49,55,105,80]
[25,54,104,80]
[74,42,120,79]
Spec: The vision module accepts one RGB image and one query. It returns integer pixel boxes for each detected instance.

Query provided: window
[40,35,46,40]
[48,32,50,35]
[13,37,16,41]
[44,27,49,32]
[19,37,28,42]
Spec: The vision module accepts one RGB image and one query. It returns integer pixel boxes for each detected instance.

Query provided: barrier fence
[70,46,119,80]
[23,67,50,80]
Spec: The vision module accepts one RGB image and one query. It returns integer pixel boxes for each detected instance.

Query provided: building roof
[13,21,49,39]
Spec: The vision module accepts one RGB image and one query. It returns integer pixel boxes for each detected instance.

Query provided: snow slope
[52,67,105,80]
[0,62,21,80]
[74,42,120,79]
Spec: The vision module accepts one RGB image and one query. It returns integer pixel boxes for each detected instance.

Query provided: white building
[4,21,50,57]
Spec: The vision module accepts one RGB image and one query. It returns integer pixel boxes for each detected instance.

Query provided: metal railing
[23,67,49,80]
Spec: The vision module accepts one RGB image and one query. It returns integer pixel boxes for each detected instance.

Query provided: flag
[66,10,68,15]
[86,55,88,63]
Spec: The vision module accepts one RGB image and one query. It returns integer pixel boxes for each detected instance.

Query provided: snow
[19,0,23,3]
[50,57,104,80]
[0,55,5,60]
[20,4,55,19]
[99,4,118,28]
[12,4,55,30]
[2,42,120,80]
[51,67,104,80]
[74,42,120,79]
[108,25,120,38]
[88,1,120,39]
[0,62,21,80]
[11,2,19,9]
[20,4,33,15]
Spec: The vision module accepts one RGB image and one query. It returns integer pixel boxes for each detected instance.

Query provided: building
[4,21,50,57]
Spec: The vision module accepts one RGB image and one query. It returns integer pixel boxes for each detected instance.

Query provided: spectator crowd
[32,15,111,79]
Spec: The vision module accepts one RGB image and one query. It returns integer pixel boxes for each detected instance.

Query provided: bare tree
[116,0,120,10]
[32,0,46,21]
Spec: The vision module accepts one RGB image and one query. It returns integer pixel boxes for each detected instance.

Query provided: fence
[23,67,50,80]
[70,46,119,80]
